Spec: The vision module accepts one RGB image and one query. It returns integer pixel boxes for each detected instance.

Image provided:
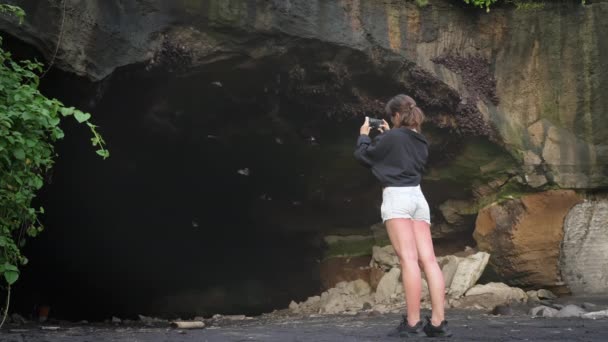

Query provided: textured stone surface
[530,305,560,318]
[560,199,608,295]
[474,190,582,292]
[0,0,607,188]
[555,305,586,318]
[370,245,399,271]
[374,268,401,304]
[446,252,490,299]
[465,283,527,304]
[319,256,372,291]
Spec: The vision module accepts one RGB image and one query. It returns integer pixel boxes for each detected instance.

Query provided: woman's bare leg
[412,219,445,325]
[385,218,421,326]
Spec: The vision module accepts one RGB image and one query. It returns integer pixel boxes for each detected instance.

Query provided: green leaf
[49,117,61,126]
[74,110,91,123]
[96,149,110,159]
[4,270,19,285]
[13,148,25,160]
[60,107,74,116]
[3,263,19,272]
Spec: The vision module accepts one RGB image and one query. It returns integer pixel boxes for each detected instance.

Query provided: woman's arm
[354,130,393,167]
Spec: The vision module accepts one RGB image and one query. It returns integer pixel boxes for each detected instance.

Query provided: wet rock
[474,190,582,291]
[554,304,586,318]
[560,199,608,295]
[529,305,559,318]
[446,252,490,299]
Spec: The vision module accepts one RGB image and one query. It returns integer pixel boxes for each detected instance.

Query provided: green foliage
[508,0,545,10]
[415,0,430,7]
[0,5,109,288]
[462,0,586,11]
[463,0,499,12]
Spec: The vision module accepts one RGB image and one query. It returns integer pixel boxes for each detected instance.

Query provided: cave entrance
[12,41,497,321]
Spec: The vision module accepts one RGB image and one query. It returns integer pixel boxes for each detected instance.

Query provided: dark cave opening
[7,37,489,322]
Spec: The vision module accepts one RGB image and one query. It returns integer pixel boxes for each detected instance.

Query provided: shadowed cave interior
[11,40,488,321]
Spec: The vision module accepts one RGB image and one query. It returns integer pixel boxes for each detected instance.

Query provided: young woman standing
[354,94,452,338]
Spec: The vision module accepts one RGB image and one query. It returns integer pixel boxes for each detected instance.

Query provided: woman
[354,94,452,338]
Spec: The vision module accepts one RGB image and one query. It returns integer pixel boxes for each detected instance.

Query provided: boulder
[465,282,527,304]
[439,199,477,226]
[537,289,557,300]
[446,252,490,299]
[369,266,386,291]
[437,255,461,289]
[583,310,608,320]
[529,305,559,318]
[451,293,507,311]
[560,199,608,295]
[374,268,402,304]
[473,190,582,291]
[554,304,586,318]
[370,245,399,270]
[293,279,375,315]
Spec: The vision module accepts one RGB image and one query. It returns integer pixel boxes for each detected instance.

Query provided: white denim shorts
[381,186,431,225]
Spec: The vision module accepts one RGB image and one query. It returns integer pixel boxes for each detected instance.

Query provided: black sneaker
[387,315,426,337]
[423,316,453,337]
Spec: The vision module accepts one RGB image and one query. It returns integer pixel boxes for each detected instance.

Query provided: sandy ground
[2,303,608,342]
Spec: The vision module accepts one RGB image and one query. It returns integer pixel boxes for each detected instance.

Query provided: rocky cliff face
[2,0,607,316]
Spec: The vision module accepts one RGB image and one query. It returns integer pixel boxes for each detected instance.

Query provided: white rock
[317,280,374,314]
[554,304,586,318]
[437,255,462,289]
[111,316,122,324]
[583,310,608,319]
[374,268,402,304]
[447,252,490,299]
[537,289,557,300]
[288,300,299,311]
[371,245,399,270]
[561,200,608,295]
[526,290,540,302]
[530,305,559,317]
[465,282,527,303]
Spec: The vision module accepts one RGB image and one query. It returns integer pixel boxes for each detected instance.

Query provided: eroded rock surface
[473,190,582,292]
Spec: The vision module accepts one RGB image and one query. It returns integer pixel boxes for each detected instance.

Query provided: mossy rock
[322,235,376,259]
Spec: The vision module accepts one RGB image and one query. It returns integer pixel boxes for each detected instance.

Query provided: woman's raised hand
[379,119,390,133]
[360,117,371,136]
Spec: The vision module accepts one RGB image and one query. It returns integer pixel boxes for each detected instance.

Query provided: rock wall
[2,0,608,307]
[560,198,608,295]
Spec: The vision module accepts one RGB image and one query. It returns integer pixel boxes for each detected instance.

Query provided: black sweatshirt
[354,128,429,187]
